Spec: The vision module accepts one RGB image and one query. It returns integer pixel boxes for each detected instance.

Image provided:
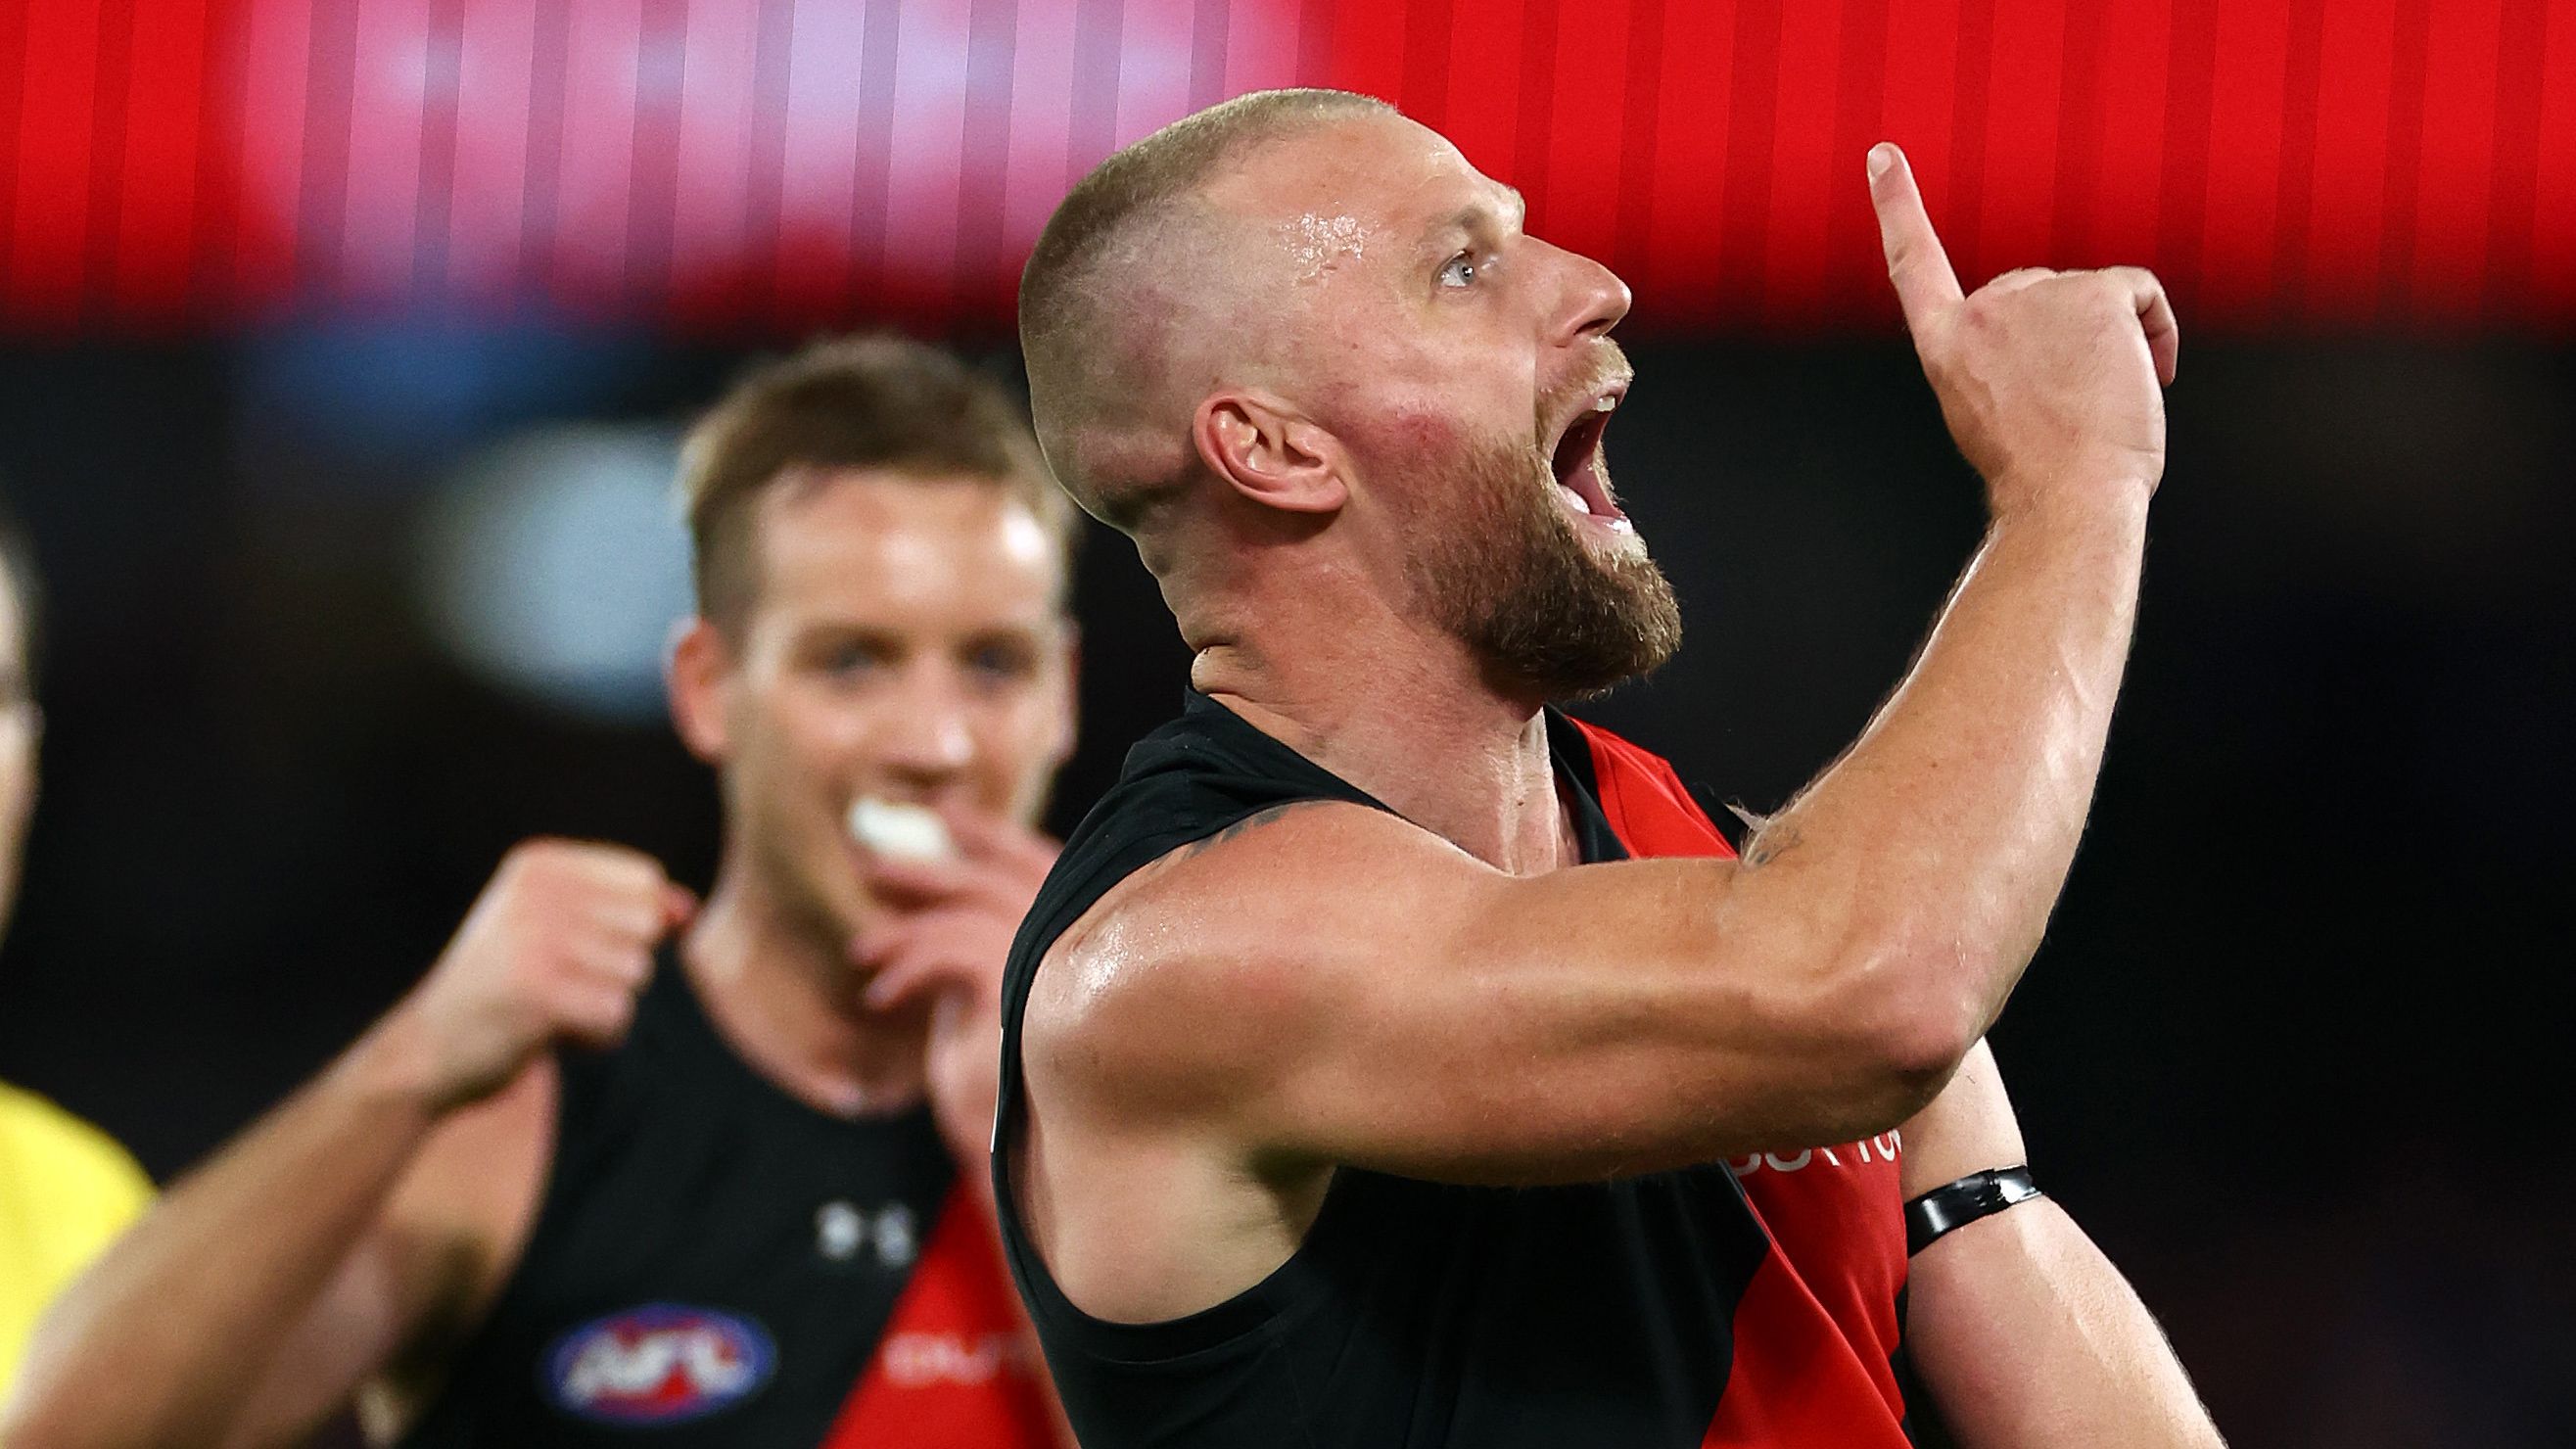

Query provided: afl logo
[541,1304,776,1425]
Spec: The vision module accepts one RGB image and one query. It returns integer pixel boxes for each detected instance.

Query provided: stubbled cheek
[1385,402,1470,453]
[1311,366,1466,453]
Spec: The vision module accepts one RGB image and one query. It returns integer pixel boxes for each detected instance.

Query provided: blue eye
[820,641,892,678]
[968,644,1036,681]
[1438,253,1476,288]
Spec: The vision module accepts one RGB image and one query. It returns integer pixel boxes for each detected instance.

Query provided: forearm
[1906,1197,2223,1449]
[3,1011,447,1449]
[1897,1042,2220,1447]
[1727,491,2147,1055]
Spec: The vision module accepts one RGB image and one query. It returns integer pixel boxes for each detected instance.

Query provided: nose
[1546,242,1631,345]
[874,668,975,793]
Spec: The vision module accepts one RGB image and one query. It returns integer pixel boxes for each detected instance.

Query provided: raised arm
[1896,1043,2226,1448]
[1033,144,2178,1189]
[0,841,686,1449]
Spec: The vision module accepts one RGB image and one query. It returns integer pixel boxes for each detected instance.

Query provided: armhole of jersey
[991,813,1373,1367]
[388,1053,591,1448]
[1686,781,1745,854]
[494,1051,586,1295]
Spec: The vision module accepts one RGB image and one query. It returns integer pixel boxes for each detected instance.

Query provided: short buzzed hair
[1019,88,1393,532]
[679,334,1076,634]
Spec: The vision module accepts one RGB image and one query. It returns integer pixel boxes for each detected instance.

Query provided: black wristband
[1904,1165,2043,1255]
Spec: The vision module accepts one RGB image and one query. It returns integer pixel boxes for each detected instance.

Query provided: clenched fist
[1870,143,2179,516]
[390,839,696,1111]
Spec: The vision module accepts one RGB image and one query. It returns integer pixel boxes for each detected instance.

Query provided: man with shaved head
[996,90,2223,1448]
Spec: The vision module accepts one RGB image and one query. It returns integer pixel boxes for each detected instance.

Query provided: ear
[666,617,734,765]
[1193,392,1347,515]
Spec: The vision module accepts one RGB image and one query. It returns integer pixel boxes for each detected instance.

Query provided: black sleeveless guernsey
[994,692,1924,1449]
[399,953,1055,1448]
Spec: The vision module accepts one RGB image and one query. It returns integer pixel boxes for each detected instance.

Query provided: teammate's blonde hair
[679,335,1076,633]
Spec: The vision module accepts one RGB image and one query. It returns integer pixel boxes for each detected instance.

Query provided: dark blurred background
[0,1,2570,1444]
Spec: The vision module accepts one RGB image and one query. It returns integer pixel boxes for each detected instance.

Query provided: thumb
[658,882,700,932]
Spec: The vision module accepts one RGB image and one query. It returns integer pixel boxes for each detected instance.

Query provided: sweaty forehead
[1111,113,1516,405]
[1204,113,1500,257]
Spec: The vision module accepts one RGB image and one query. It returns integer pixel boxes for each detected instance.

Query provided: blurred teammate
[995,91,2224,1446]
[0,516,154,1394]
[4,338,1076,1447]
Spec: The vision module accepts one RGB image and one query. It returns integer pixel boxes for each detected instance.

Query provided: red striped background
[0,0,2569,335]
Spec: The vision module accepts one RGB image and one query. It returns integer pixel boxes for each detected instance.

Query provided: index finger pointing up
[1869,143,1964,328]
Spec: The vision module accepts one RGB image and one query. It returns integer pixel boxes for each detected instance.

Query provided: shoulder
[0,1082,152,1225]
[1024,799,1482,1112]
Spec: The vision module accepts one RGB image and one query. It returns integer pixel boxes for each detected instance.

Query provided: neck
[680,860,930,1119]
[1187,584,1573,875]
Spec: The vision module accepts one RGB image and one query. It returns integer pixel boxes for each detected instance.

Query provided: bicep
[1053,807,1933,1188]
[1270,857,1887,1181]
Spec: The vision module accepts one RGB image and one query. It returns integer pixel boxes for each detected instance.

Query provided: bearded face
[1402,375,1683,701]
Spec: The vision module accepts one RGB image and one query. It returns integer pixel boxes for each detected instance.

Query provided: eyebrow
[1429,186,1529,245]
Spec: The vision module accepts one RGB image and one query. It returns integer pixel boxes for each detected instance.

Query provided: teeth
[1593,396,1617,411]
[848,796,955,864]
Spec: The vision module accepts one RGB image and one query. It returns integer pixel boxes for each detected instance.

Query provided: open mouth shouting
[1545,385,1631,533]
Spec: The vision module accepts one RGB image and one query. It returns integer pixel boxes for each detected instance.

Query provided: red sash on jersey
[819,1188,1055,1449]
[1567,719,1916,1449]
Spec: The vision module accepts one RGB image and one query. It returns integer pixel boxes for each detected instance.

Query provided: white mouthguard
[846,796,955,864]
